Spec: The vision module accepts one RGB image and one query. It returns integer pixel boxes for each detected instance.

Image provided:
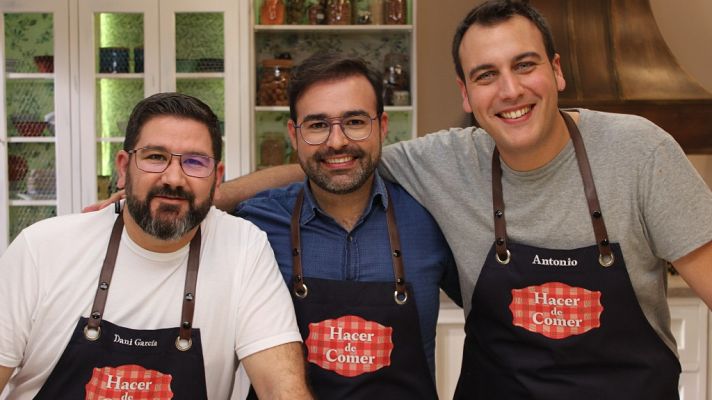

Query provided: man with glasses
[0,93,311,399]
[235,53,461,399]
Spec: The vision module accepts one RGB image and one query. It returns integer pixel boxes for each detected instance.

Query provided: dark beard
[301,146,379,195]
[126,180,213,241]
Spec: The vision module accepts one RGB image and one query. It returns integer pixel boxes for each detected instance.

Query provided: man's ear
[378,111,389,144]
[287,119,298,154]
[456,77,473,114]
[115,150,130,189]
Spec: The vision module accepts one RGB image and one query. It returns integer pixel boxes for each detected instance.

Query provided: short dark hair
[451,0,557,82]
[124,92,222,161]
[288,52,384,122]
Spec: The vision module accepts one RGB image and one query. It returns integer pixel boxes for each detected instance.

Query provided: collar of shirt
[299,171,390,228]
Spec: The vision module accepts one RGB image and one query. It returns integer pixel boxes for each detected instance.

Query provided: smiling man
[235,53,460,399]
[0,93,311,400]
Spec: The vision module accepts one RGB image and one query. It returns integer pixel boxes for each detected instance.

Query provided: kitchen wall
[416,0,712,185]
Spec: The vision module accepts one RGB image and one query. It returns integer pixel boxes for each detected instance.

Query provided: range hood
[532,0,712,153]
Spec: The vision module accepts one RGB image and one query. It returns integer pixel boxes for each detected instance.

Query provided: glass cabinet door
[0,0,71,251]
[159,0,241,177]
[77,0,159,207]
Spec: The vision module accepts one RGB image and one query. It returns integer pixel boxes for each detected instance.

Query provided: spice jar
[370,0,384,25]
[260,0,286,25]
[287,0,306,24]
[307,0,327,24]
[327,0,352,25]
[257,58,293,106]
[260,132,286,167]
[385,0,406,24]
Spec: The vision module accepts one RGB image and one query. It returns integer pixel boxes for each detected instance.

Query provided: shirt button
[348,235,353,242]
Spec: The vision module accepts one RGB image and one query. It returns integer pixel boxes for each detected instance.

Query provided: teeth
[325,156,353,164]
[500,106,531,119]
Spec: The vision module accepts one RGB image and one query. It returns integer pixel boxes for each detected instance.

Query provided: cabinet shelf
[96,73,145,80]
[255,105,413,113]
[255,24,413,33]
[6,137,56,144]
[9,199,57,207]
[6,72,54,80]
[176,72,225,79]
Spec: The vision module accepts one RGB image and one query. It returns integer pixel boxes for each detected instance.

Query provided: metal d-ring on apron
[83,205,202,351]
[492,111,615,267]
[289,188,409,305]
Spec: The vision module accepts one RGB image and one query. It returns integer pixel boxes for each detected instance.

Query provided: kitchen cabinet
[0,0,71,252]
[1,0,244,251]
[77,0,242,208]
[245,0,416,170]
[435,292,710,399]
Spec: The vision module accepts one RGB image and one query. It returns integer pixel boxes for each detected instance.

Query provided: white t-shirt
[0,206,301,399]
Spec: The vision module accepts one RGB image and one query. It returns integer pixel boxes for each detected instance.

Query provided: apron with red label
[35,208,209,400]
[289,189,437,399]
[453,112,681,400]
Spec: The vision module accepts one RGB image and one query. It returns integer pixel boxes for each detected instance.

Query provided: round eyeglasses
[128,147,216,178]
[294,113,379,145]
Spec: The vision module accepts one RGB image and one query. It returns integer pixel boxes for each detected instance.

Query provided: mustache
[146,185,195,203]
[313,147,365,162]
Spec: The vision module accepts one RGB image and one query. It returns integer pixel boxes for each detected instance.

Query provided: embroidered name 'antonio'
[532,254,578,266]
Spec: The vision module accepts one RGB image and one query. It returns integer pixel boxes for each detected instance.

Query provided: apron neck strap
[290,187,409,304]
[491,110,614,267]
[85,208,204,349]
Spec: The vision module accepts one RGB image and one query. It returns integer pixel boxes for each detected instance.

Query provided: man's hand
[81,190,125,213]
[0,365,14,393]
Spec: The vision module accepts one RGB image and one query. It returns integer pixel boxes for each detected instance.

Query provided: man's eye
[183,156,209,168]
[515,62,536,72]
[474,71,496,83]
[344,117,367,127]
[145,152,168,161]
[305,121,329,130]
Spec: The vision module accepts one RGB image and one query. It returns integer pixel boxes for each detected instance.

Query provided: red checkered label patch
[305,315,394,377]
[509,282,603,339]
[85,364,174,400]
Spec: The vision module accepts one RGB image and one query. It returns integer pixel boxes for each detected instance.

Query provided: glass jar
[257,59,293,106]
[260,0,286,25]
[307,0,327,25]
[385,0,406,24]
[287,0,306,24]
[260,132,286,167]
[370,0,384,25]
[326,0,352,25]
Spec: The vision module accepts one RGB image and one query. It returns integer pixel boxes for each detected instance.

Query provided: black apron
[35,209,209,400]
[453,112,681,399]
[264,188,437,399]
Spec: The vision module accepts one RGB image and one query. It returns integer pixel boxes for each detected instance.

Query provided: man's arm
[214,164,304,212]
[672,240,712,309]
[241,342,312,399]
[0,365,14,392]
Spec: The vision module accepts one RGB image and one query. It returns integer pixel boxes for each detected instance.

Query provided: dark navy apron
[453,112,681,399]
[35,209,208,400]
[250,188,437,399]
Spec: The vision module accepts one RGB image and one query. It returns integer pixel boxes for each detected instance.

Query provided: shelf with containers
[0,0,71,251]
[78,0,241,209]
[248,0,416,170]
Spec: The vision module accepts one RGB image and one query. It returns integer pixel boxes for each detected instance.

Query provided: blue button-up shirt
[236,172,460,375]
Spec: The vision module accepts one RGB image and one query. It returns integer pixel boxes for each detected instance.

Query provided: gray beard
[125,177,213,241]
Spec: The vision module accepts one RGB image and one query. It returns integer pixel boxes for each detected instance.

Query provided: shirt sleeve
[639,135,712,262]
[233,227,301,360]
[0,232,39,368]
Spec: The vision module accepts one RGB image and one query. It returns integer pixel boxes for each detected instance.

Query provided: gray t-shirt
[379,108,712,353]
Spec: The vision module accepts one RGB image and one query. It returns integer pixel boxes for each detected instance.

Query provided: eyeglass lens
[299,114,374,144]
[134,148,214,178]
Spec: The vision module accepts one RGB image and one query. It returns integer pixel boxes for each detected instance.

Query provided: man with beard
[0,93,311,400]
[235,53,461,399]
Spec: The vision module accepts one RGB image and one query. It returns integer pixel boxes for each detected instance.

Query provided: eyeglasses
[294,113,378,145]
[128,147,216,178]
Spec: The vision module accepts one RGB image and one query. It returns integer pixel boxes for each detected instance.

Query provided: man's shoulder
[234,182,304,221]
